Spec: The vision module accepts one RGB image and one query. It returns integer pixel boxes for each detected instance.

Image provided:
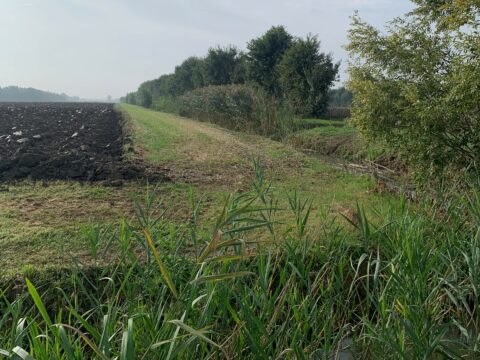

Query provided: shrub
[323,107,351,119]
[347,2,480,183]
[151,96,181,114]
[176,84,296,138]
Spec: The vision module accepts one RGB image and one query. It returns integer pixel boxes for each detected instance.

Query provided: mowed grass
[118,104,386,201]
[0,182,134,276]
[0,181,226,278]
[6,106,475,359]
[119,103,398,220]
[120,105,185,162]
[1,104,395,277]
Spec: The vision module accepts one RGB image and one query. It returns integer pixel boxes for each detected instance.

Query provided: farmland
[0,103,158,182]
[0,101,479,358]
[0,104,389,276]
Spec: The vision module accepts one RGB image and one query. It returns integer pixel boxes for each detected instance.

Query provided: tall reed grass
[1,162,479,358]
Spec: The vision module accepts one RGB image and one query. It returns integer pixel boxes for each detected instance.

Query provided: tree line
[0,86,79,102]
[123,26,341,117]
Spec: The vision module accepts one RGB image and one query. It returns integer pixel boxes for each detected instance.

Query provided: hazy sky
[0,0,414,99]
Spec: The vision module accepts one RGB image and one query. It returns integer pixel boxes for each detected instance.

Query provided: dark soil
[0,103,164,183]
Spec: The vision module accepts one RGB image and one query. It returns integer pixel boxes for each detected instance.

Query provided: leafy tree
[203,46,243,86]
[328,87,353,107]
[137,82,153,108]
[347,1,480,180]
[246,26,293,96]
[125,92,137,105]
[153,74,176,98]
[412,0,480,27]
[278,35,339,117]
[170,57,205,95]
[231,52,248,84]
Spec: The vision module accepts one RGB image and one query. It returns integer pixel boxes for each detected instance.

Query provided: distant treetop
[0,86,79,102]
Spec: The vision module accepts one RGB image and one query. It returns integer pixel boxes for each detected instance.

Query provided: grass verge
[1,163,478,358]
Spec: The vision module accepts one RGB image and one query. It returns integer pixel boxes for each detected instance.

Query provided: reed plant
[1,162,479,358]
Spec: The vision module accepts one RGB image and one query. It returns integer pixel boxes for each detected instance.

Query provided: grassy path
[0,105,395,276]
[120,104,392,206]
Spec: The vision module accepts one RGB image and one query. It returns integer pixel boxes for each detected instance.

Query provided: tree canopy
[328,87,353,107]
[347,0,480,179]
[203,46,244,86]
[124,26,340,118]
[246,26,293,96]
[279,35,339,117]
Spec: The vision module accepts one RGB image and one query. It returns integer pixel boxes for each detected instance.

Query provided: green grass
[119,104,186,162]
[1,163,479,358]
[286,126,359,157]
[119,103,396,220]
[0,104,396,277]
[298,124,356,136]
[0,182,134,275]
[296,117,349,128]
[288,119,396,166]
[0,180,235,278]
[5,104,456,358]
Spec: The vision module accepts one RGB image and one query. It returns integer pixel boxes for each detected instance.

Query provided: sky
[0,0,414,100]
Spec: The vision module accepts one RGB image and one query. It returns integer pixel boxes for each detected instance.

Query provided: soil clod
[0,103,167,183]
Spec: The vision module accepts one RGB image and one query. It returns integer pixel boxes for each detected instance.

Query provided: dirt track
[0,103,152,182]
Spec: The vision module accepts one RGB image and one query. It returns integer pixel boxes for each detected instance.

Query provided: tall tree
[231,52,247,84]
[203,46,242,86]
[328,87,353,107]
[171,57,205,95]
[279,35,339,117]
[246,26,293,96]
[137,82,153,108]
[347,0,480,179]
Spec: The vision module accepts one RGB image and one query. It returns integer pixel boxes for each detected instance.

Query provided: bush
[323,107,351,119]
[347,3,480,183]
[176,84,296,138]
[151,96,181,114]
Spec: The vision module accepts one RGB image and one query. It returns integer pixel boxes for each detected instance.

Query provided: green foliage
[347,2,480,182]
[124,92,137,105]
[153,74,176,98]
[328,86,353,107]
[323,107,351,119]
[412,0,480,28]
[137,83,153,108]
[287,123,360,158]
[123,26,340,134]
[246,25,293,96]
[176,84,295,137]
[151,96,181,114]
[203,46,245,86]
[170,57,206,96]
[278,35,339,117]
